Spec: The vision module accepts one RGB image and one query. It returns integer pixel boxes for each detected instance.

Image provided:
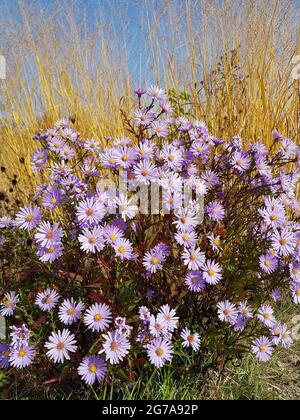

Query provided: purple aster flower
[101,331,130,365]
[158,305,179,333]
[161,145,183,170]
[252,336,273,362]
[149,314,168,337]
[59,145,76,160]
[0,291,19,316]
[47,136,65,152]
[113,146,137,169]
[173,207,199,232]
[113,238,134,261]
[182,247,205,271]
[35,289,60,312]
[37,242,63,263]
[34,221,64,248]
[146,337,173,368]
[76,197,106,226]
[270,324,283,346]
[258,199,286,229]
[230,150,251,172]
[84,303,112,332]
[202,259,222,285]
[114,194,138,221]
[151,121,169,138]
[289,261,300,283]
[191,140,210,158]
[134,109,155,126]
[84,138,100,153]
[78,227,105,253]
[146,85,167,101]
[257,304,276,327]
[290,282,300,304]
[42,188,63,210]
[271,228,295,256]
[9,345,36,368]
[271,288,282,303]
[55,119,69,129]
[174,230,198,248]
[45,329,77,363]
[279,325,293,348]
[217,301,238,324]
[58,298,84,325]
[181,328,201,351]
[206,201,225,222]
[31,148,48,171]
[143,249,163,274]
[139,306,151,323]
[104,225,124,245]
[78,355,107,385]
[207,233,222,252]
[136,140,155,159]
[10,324,31,349]
[0,343,10,368]
[133,160,157,185]
[15,205,42,231]
[134,87,146,97]
[99,149,118,169]
[259,253,278,274]
[0,215,12,228]
[185,271,206,292]
[200,170,220,188]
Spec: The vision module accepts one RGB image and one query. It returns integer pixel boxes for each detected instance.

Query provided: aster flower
[134,109,155,126]
[182,247,205,271]
[31,148,48,171]
[259,204,286,229]
[290,282,300,304]
[207,233,222,252]
[217,301,238,324]
[45,329,77,363]
[9,345,36,368]
[161,145,183,170]
[58,298,84,325]
[174,230,198,248]
[136,140,155,159]
[114,194,138,221]
[99,149,118,169]
[0,216,12,228]
[279,325,293,348]
[0,291,19,316]
[78,227,105,253]
[146,338,173,368]
[76,197,106,226]
[84,138,100,153]
[230,150,251,172]
[252,336,273,362]
[152,121,169,138]
[173,207,199,232]
[101,331,130,365]
[143,249,163,273]
[104,225,124,245]
[181,328,201,351]
[84,303,112,332]
[37,242,64,263]
[34,221,64,248]
[78,355,107,385]
[185,271,206,292]
[146,85,167,102]
[259,253,278,274]
[271,228,295,256]
[200,170,220,188]
[139,306,151,323]
[55,119,69,129]
[257,305,276,327]
[271,288,282,303]
[42,188,63,210]
[202,259,222,285]
[15,205,42,231]
[113,238,134,261]
[206,201,225,222]
[133,160,157,185]
[289,261,300,283]
[270,324,282,346]
[113,146,137,169]
[0,343,10,369]
[35,289,60,312]
[59,145,76,160]
[157,305,178,333]
[47,136,65,153]
[10,324,30,349]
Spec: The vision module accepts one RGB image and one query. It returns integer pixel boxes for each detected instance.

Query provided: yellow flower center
[44,296,52,304]
[168,155,175,162]
[89,364,97,373]
[207,269,215,277]
[155,347,165,357]
[50,198,57,205]
[270,214,277,221]
[264,313,270,319]
[295,290,300,296]
[86,208,94,216]
[109,234,116,241]
[280,239,287,246]
[150,257,158,265]
[46,231,54,239]
[94,313,103,322]
[89,236,97,244]
[3,350,10,358]
[259,345,266,353]
[223,309,230,316]
[67,307,76,315]
[47,247,55,253]
[265,260,271,267]
[18,349,26,358]
[122,155,128,162]
[25,214,33,222]
[187,335,195,344]
[182,234,190,242]
[213,239,220,245]
[4,300,12,308]
[141,170,149,177]
[118,246,126,254]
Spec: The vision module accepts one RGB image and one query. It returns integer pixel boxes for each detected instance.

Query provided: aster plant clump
[0,86,300,393]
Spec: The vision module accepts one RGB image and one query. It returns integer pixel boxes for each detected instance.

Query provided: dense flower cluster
[1,86,300,387]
